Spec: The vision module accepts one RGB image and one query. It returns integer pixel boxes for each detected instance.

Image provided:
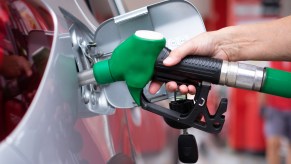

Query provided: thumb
[163,32,211,66]
[163,40,199,66]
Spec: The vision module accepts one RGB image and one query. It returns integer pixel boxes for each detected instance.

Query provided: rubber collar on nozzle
[93,30,166,105]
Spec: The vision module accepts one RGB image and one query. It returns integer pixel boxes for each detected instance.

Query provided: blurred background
[86,0,291,163]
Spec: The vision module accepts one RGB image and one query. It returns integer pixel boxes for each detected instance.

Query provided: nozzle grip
[153,48,223,85]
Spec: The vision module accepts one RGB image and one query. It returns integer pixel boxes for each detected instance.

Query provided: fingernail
[163,56,175,65]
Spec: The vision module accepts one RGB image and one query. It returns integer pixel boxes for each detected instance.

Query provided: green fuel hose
[261,68,291,98]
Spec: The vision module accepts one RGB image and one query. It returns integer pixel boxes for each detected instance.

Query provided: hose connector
[219,61,265,91]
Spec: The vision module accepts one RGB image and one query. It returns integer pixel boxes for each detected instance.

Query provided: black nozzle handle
[153,48,223,85]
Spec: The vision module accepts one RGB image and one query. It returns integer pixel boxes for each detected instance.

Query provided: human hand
[149,16,291,95]
[149,29,234,95]
[0,55,32,79]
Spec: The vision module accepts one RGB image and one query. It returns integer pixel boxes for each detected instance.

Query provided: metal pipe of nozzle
[219,61,265,91]
[78,69,96,86]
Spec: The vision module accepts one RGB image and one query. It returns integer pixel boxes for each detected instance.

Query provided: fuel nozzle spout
[78,30,291,108]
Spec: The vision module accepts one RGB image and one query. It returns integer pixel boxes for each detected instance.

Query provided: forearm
[215,15,291,61]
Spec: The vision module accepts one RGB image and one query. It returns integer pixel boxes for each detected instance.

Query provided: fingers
[178,85,196,94]
[178,85,188,94]
[149,81,196,95]
[166,82,196,95]
[149,81,163,94]
[165,81,178,92]
[188,85,196,95]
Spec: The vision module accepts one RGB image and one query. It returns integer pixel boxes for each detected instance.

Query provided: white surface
[135,30,164,40]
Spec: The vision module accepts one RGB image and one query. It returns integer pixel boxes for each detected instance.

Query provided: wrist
[214,25,264,61]
[211,26,243,61]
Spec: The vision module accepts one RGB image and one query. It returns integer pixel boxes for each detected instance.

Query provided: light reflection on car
[0,0,53,140]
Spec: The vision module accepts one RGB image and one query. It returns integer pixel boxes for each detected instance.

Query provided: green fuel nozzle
[77,30,291,136]
[78,30,291,107]
[93,31,166,105]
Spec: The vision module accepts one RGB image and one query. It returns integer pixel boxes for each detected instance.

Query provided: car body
[0,0,179,163]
